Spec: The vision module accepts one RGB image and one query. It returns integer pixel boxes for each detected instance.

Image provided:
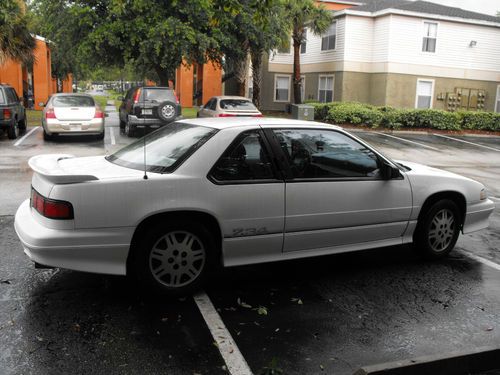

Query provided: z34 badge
[232,227,268,237]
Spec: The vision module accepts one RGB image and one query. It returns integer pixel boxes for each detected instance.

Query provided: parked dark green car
[0,84,27,140]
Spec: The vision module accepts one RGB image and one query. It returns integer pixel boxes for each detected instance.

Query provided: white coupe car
[14,118,494,295]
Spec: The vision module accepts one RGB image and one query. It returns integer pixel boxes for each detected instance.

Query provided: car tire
[125,117,134,137]
[7,120,19,140]
[119,118,125,130]
[414,199,461,260]
[43,130,54,141]
[18,117,27,134]
[130,220,216,296]
[157,101,177,123]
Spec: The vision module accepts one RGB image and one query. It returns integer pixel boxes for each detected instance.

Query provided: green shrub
[458,111,500,131]
[312,101,498,131]
[325,102,383,128]
[414,109,461,130]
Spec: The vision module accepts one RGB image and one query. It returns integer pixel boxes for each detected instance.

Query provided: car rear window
[142,89,176,102]
[53,96,95,107]
[106,123,217,173]
[219,99,257,110]
[0,90,5,104]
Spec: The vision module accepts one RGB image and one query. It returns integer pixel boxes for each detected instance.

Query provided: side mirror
[381,161,401,180]
[39,102,45,107]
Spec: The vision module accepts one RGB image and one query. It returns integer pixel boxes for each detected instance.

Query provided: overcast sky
[426,0,499,16]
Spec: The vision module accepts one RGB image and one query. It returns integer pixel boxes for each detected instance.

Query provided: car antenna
[142,84,148,180]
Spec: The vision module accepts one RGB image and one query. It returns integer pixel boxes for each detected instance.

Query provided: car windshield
[106,123,217,173]
[219,99,257,110]
[142,89,175,102]
[53,96,95,107]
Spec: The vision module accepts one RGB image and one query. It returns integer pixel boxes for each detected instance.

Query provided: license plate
[142,109,153,115]
[69,124,81,131]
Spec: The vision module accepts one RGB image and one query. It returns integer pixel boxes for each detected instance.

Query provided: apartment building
[261,0,500,112]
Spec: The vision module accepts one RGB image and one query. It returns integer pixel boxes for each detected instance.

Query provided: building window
[277,41,291,54]
[301,29,307,54]
[321,22,336,51]
[318,75,334,103]
[422,22,437,53]
[415,79,434,109]
[274,75,291,102]
[496,85,500,113]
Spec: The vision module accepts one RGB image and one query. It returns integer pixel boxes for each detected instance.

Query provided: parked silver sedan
[197,96,262,118]
[41,93,105,140]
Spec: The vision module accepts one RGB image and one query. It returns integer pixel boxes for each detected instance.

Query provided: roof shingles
[349,0,500,24]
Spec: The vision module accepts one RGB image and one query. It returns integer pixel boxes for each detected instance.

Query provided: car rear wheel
[18,117,27,134]
[158,101,176,123]
[131,220,215,296]
[414,199,461,259]
[43,130,54,141]
[125,117,134,137]
[7,121,19,139]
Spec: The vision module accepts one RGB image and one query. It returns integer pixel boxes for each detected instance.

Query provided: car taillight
[3,109,12,119]
[133,89,141,104]
[45,107,56,119]
[218,113,236,117]
[94,109,104,118]
[31,188,74,220]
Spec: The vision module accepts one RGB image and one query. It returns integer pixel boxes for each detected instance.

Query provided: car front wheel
[7,121,19,139]
[131,220,215,296]
[414,199,461,259]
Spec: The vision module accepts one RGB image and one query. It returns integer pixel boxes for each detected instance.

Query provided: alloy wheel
[148,230,206,288]
[428,208,455,252]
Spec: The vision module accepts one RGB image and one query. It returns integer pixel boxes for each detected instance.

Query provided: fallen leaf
[254,306,268,316]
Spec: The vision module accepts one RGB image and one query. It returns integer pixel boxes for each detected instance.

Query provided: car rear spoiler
[28,154,99,184]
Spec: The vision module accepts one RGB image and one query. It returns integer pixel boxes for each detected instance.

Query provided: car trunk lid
[53,107,95,121]
[29,154,143,185]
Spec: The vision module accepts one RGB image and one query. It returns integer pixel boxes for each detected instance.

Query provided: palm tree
[284,0,332,104]
[0,0,35,65]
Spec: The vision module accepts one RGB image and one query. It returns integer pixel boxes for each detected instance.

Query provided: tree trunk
[293,39,302,104]
[250,48,263,109]
[233,55,249,97]
[155,66,172,87]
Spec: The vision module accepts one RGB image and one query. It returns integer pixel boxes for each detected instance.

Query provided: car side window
[209,99,217,111]
[273,129,381,179]
[6,88,17,103]
[210,131,276,182]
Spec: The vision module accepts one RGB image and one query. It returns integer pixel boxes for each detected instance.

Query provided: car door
[266,128,412,253]
[199,98,215,117]
[207,129,285,265]
[9,88,23,120]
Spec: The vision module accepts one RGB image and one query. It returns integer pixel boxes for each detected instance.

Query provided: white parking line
[194,291,253,375]
[109,127,116,145]
[375,132,440,151]
[14,127,40,147]
[433,134,500,152]
[463,251,500,272]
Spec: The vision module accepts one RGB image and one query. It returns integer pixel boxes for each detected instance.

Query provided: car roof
[51,93,93,97]
[211,96,252,101]
[177,117,342,131]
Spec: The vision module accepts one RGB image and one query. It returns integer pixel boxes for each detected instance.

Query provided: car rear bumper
[128,115,182,126]
[14,199,132,275]
[463,199,495,234]
[45,118,104,135]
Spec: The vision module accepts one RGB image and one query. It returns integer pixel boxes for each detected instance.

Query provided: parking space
[1,115,500,374]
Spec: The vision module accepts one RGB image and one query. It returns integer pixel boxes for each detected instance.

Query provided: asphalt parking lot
[1,103,499,374]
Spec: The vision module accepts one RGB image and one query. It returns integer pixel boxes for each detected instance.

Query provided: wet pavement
[1,109,499,374]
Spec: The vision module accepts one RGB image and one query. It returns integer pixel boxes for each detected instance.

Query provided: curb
[342,127,500,139]
[353,347,500,375]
